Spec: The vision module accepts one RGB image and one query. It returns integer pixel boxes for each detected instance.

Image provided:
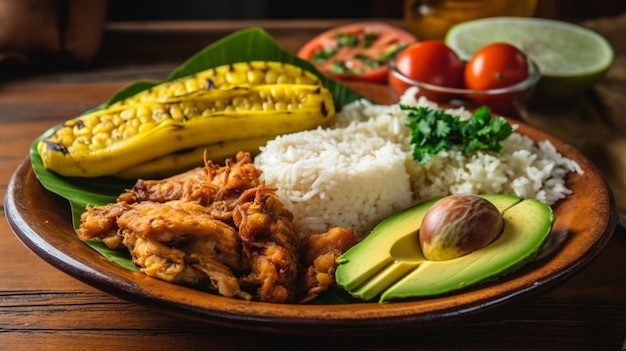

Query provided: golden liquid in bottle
[404,0,538,40]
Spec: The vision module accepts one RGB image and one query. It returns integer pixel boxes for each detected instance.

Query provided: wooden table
[1,19,625,351]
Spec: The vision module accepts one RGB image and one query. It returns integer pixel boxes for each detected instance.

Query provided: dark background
[106,0,402,21]
[106,0,626,22]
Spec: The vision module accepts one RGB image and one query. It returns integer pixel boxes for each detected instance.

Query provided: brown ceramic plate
[4,110,617,336]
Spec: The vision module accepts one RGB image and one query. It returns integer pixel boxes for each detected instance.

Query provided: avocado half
[335,194,555,303]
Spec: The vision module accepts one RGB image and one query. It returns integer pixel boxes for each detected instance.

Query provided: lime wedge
[445,17,614,99]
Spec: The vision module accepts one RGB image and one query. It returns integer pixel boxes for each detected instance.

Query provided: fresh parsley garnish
[353,53,381,68]
[363,32,378,48]
[311,47,337,64]
[335,33,359,47]
[402,105,513,164]
[329,61,348,74]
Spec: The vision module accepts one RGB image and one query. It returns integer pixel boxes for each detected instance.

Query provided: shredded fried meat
[233,184,301,303]
[76,151,355,303]
[299,227,356,302]
[117,151,262,207]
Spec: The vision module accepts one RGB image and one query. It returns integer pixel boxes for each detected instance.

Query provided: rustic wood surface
[1,19,625,351]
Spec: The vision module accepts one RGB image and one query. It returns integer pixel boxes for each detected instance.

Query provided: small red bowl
[388,57,541,116]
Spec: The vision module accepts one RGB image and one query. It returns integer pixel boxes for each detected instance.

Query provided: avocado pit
[419,194,504,261]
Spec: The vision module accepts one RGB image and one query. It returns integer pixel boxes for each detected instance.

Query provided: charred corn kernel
[276,73,294,84]
[74,136,89,147]
[116,135,274,179]
[113,61,322,107]
[264,70,278,84]
[275,101,287,111]
[73,125,91,138]
[92,120,114,135]
[169,104,183,121]
[226,71,246,85]
[38,84,335,177]
[92,132,109,144]
[137,105,152,120]
[247,70,265,84]
[120,108,135,120]
[185,79,200,92]
[112,115,123,126]
[211,75,226,88]
[270,86,285,101]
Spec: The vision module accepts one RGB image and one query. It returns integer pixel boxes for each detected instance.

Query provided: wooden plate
[4,105,617,336]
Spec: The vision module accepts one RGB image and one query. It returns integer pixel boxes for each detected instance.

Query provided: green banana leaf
[30,27,366,302]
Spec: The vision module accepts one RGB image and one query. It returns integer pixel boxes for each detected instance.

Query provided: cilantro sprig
[402,105,513,164]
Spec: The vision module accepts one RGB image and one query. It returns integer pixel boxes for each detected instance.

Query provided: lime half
[445,17,614,99]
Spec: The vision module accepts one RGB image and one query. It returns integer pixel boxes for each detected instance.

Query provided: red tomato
[389,40,464,101]
[464,42,529,90]
[464,42,530,114]
[297,22,417,84]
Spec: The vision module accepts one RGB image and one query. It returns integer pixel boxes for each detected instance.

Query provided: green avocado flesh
[335,194,555,303]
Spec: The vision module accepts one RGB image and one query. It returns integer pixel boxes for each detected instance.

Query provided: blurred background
[106,0,625,21]
[0,0,624,73]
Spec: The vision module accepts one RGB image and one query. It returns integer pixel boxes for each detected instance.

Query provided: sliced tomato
[297,22,417,84]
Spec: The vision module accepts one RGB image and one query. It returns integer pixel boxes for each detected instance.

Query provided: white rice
[254,127,413,238]
[254,87,582,239]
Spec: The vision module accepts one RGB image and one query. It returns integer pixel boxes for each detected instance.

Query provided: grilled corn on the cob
[38,84,334,177]
[113,61,322,106]
[115,135,273,179]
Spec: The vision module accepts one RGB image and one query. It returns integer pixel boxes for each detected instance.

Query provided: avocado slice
[335,194,554,303]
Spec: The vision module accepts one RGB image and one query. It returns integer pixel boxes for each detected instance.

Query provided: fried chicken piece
[116,201,241,267]
[118,151,261,209]
[233,184,302,303]
[75,152,358,303]
[121,230,249,299]
[76,202,130,249]
[118,166,216,204]
[298,227,356,302]
[115,200,248,299]
[121,229,206,284]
